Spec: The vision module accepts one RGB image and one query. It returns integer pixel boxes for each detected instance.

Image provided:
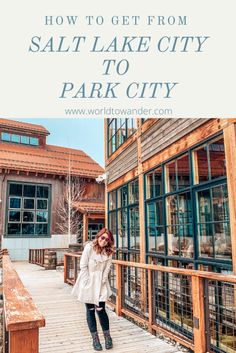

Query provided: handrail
[29,248,69,268]
[112,259,236,283]
[3,253,45,353]
[64,253,236,353]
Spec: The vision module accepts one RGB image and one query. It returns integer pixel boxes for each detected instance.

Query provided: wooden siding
[141,118,209,162]
[107,141,138,184]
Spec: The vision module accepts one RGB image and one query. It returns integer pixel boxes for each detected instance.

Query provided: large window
[6,182,50,236]
[108,179,139,258]
[1,132,39,146]
[196,183,231,260]
[145,134,231,268]
[107,119,137,156]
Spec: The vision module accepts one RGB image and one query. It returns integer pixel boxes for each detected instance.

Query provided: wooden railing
[29,248,69,268]
[64,252,81,285]
[65,253,236,353]
[2,253,45,353]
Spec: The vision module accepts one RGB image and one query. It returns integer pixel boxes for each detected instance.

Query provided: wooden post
[116,263,122,316]
[192,276,206,353]
[64,254,68,283]
[104,118,108,229]
[148,269,155,334]
[10,328,39,353]
[82,213,88,243]
[3,254,45,353]
[223,122,236,274]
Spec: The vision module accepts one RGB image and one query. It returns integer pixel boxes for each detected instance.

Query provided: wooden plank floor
[14,262,184,353]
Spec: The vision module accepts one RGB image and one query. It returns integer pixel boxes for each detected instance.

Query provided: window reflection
[197,184,231,260]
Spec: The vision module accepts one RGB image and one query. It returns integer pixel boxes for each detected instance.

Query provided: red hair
[92,228,114,256]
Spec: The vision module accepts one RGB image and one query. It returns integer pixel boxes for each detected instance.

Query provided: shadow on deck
[14,262,184,353]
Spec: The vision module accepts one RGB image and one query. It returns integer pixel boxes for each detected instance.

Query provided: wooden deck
[14,262,185,353]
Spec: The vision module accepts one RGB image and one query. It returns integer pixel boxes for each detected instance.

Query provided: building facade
[105,118,236,275]
[0,118,105,260]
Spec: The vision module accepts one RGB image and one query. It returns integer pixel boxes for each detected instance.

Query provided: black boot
[91,332,103,351]
[103,330,113,350]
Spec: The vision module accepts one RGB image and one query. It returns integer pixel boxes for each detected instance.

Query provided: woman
[72,228,114,351]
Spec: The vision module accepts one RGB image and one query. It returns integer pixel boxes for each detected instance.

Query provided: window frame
[5,181,51,238]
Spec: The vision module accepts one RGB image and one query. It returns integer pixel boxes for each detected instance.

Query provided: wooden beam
[82,213,88,243]
[87,213,105,220]
[104,119,108,229]
[223,122,236,274]
[115,263,122,316]
[10,328,39,353]
[192,276,206,353]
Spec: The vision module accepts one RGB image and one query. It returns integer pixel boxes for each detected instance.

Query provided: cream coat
[71,242,112,306]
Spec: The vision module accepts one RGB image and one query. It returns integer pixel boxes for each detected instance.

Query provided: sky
[11,118,105,167]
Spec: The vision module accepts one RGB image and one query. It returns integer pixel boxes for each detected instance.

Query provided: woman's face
[98,233,110,248]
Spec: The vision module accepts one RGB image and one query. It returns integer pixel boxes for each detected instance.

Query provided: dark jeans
[85,302,110,333]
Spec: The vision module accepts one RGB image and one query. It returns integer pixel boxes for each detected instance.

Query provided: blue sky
[12,118,105,167]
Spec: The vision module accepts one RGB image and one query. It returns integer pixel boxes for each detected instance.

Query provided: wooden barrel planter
[43,250,57,270]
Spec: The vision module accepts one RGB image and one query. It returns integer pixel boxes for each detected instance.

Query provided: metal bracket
[193,316,199,329]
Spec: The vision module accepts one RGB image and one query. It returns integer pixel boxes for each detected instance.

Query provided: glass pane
[156,227,165,253]
[177,154,190,189]
[22,224,35,235]
[9,183,22,196]
[108,119,116,140]
[146,172,154,199]
[166,195,178,225]
[1,132,10,141]
[23,211,34,222]
[117,186,128,207]
[36,211,48,223]
[11,134,20,143]
[21,135,30,144]
[167,225,179,256]
[9,197,21,208]
[30,137,39,145]
[23,184,36,197]
[197,189,212,223]
[194,145,209,183]
[212,184,229,222]
[178,192,192,224]
[180,225,194,258]
[214,222,231,259]
[198,223,213,257]
[127,118,136,137]
[154,167,163,196]
[24,199,35,209]
[37,199,48,210]
[7,223,21,234]
[9,211,21,222]
[35,224,47,235]
[129,179,139,204]
[166,160,176,192]
[109,190,116,210]
[37,186,49,198]
[209,137,226,179]
[129,207,140,249]
[111,135,116,153]
[117,209,128,249]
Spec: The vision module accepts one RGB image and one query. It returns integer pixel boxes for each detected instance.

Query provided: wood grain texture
[223,122,236,274]
[3,255,45,332]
